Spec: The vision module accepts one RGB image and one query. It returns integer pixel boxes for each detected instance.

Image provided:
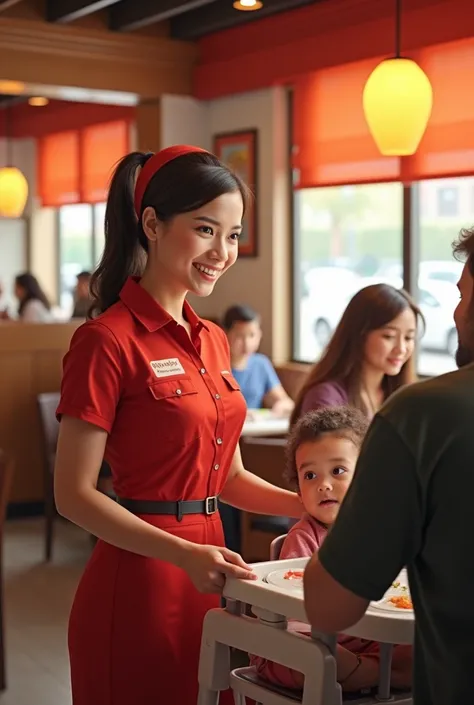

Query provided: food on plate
[392,581,409,591]
[389,596,413,610]
[284,570,304,580]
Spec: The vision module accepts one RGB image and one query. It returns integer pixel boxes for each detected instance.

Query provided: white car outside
[305,267,458,356]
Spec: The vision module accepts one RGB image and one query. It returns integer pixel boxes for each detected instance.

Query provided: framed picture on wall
[213,129,258,257]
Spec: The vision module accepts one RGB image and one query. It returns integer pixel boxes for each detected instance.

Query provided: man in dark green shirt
[304,228,474,705]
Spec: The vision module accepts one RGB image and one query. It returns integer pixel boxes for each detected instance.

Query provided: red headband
[134,144,209,217]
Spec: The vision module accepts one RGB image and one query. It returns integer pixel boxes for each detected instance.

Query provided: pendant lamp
[363,0,433,156]
[0,105,28,218]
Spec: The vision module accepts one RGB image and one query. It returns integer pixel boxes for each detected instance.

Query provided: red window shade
[81,120,130,203]
[294,37,474,187]
[293,58,401,189]
[38,131,80,207]
[404,38,474,181]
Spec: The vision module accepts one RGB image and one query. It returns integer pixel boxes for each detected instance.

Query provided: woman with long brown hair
[291,283,423,426]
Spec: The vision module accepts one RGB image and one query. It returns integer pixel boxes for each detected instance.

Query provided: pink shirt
[280,513,328,559]
[280,513,372,653]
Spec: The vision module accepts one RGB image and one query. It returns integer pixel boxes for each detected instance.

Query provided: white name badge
[150,358,185,378]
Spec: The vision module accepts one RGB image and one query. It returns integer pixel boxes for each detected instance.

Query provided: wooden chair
[37,392,60,562]
[274,363,309,401]
[240,436,291,562]
[0,449,14,690]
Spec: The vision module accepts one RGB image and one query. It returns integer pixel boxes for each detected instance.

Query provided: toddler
[251,406,412,693]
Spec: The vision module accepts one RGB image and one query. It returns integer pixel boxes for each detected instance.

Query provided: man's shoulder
[379,365,474,450]
[384,365,474,414]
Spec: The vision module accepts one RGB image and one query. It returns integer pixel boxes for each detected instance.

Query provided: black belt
[118,496,219,522]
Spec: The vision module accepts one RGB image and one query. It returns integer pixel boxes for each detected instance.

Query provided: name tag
[150,358,185,378]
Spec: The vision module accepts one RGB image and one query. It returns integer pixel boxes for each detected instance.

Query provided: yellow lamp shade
[0,167,29,218]
[363,58,433,156]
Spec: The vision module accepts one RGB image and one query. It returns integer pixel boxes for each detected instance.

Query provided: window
[58,202,105,315]
[416,177,470,377]
[437,186,459,218]
[293,183,403,362]
[292,177,469,378]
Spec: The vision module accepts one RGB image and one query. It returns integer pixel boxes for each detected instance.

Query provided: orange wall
[194,0,474,99]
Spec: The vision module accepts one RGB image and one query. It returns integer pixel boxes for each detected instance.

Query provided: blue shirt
[231,353,280,409]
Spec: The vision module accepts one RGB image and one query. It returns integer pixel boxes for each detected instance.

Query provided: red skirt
[69,513,233,705]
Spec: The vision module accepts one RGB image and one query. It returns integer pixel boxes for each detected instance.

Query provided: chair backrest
[37,392,61,472]
[274,363,308,401]
[270,533,288,560]
[240,437,288,489]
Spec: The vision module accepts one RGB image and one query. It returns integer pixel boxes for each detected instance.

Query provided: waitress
[54,145,301,705]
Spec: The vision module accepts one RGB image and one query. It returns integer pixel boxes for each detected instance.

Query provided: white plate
[265,567,305,592]
[371,572,412,612]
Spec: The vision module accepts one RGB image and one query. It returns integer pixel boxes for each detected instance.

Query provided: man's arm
[304,414,422,633]
[304,556,369,632]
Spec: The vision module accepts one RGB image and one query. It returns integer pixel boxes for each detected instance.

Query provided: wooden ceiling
[1,0,323,40]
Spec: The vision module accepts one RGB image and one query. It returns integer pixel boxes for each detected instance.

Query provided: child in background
[251,407,413,692]
[223,304,294,416]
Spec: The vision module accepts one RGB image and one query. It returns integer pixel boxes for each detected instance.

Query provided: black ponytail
[89,149,251,318]
[89,152,150,318]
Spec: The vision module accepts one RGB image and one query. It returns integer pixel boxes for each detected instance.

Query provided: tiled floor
[0,518,90,705]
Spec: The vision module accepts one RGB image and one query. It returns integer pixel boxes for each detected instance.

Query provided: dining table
[241,409,290,438]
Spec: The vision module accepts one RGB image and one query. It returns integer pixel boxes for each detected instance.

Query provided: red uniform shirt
[57,276,247,502]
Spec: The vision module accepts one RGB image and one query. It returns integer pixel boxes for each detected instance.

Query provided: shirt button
[200,368,206,374]
[214,464,220,471]
[215,393,220,400]
[216,438,223,445]
[176,389,182,395]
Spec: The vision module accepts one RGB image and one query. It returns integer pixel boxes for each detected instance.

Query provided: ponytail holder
[134,144,209,218]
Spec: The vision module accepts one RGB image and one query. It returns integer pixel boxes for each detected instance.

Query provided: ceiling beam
[46,0,121,24]
[170,0,321,40]
[109,0,217,32]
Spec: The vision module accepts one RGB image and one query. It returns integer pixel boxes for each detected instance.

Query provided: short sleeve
[280,529,319,559]
[260,355,281,395]
[300,382,347,414]
[56,321,122,433]
[318,414,422,602]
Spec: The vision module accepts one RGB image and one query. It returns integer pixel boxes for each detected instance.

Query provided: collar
[119,277,209,334]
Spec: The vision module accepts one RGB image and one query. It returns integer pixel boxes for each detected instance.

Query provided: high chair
[197,534,413,705]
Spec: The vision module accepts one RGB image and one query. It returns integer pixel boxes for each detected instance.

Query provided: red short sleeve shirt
[57,277,247,501]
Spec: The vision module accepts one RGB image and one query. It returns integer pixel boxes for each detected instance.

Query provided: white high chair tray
[223,558,414,645]
[372,569,413,613]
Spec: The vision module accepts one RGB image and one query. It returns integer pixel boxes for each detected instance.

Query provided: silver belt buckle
[205,496,218,515]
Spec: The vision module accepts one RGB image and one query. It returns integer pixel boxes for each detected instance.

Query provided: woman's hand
[181,544,257,594]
